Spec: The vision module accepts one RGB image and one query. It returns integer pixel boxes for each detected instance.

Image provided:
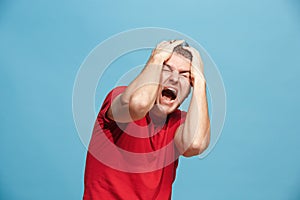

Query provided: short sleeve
[97,86,127,125]
[168,109,187,133]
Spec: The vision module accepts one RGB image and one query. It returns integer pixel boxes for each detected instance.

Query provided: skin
[150,52,192,120]
[174,46,210,156]
[107,40,210,157]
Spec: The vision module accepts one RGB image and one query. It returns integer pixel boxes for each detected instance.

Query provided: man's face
[156,52,192,115]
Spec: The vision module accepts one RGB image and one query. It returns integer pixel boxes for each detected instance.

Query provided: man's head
[155,41,193,115]
[173,42,193,61]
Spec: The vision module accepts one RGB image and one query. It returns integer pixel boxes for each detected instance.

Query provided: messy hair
[173,42,193,61]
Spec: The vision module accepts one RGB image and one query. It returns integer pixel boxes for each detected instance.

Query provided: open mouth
[162,87,177,101]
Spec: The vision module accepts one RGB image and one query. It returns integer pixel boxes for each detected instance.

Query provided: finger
[156,40,185,54]
[182,46,199,57]
[183,46,203,63]
[158,40,185,54]
[156,40,168,48]
[191,47,204,71]
[183,46,204,73]
[190,47,201,59]
[168,39,185,48]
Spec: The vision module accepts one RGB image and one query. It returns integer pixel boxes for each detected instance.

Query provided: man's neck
[149,106,167,125]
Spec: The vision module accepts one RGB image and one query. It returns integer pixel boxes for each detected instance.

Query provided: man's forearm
[181,79,210,156]
[109,56,164,122]
[122,56,163,105]
[108,40,185,122]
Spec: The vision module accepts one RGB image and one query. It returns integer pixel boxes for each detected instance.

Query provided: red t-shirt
[83,86,186,200]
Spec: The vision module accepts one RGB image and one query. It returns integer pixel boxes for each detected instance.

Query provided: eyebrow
[163,63,190,74]
[180,70,190,74]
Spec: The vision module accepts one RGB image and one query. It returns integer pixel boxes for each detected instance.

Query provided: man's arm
[174,47,211,157]
[107,40,184,123]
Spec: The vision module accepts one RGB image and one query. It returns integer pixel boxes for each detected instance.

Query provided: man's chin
[157,104,176,115]
[154,97,179,115]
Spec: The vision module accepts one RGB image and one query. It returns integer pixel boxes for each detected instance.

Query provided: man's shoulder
[168,109,187,121]
[110,86,127,94]
[104,86,127,100]
[171,109,187,116]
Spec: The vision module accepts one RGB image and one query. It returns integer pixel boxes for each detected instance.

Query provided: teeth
[167,87,177,96]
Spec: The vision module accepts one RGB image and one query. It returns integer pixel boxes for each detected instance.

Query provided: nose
[169,70,179,83]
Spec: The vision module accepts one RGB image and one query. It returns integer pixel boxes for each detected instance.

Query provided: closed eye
[163,64,190,79]
[162,64,172,72]
[180,72,190,78]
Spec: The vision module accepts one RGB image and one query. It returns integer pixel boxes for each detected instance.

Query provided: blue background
[1,0,300,199]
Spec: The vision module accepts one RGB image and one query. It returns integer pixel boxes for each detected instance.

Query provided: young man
[83,40,210,200]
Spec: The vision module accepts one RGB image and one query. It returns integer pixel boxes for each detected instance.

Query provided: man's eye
[162,68,171,72]
[180,74,189,78]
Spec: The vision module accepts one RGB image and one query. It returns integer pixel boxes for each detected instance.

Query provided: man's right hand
[108,40,185,123]
[150,40,185,63]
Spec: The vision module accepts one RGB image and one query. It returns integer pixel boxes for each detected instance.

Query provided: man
[83,40,210,200]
